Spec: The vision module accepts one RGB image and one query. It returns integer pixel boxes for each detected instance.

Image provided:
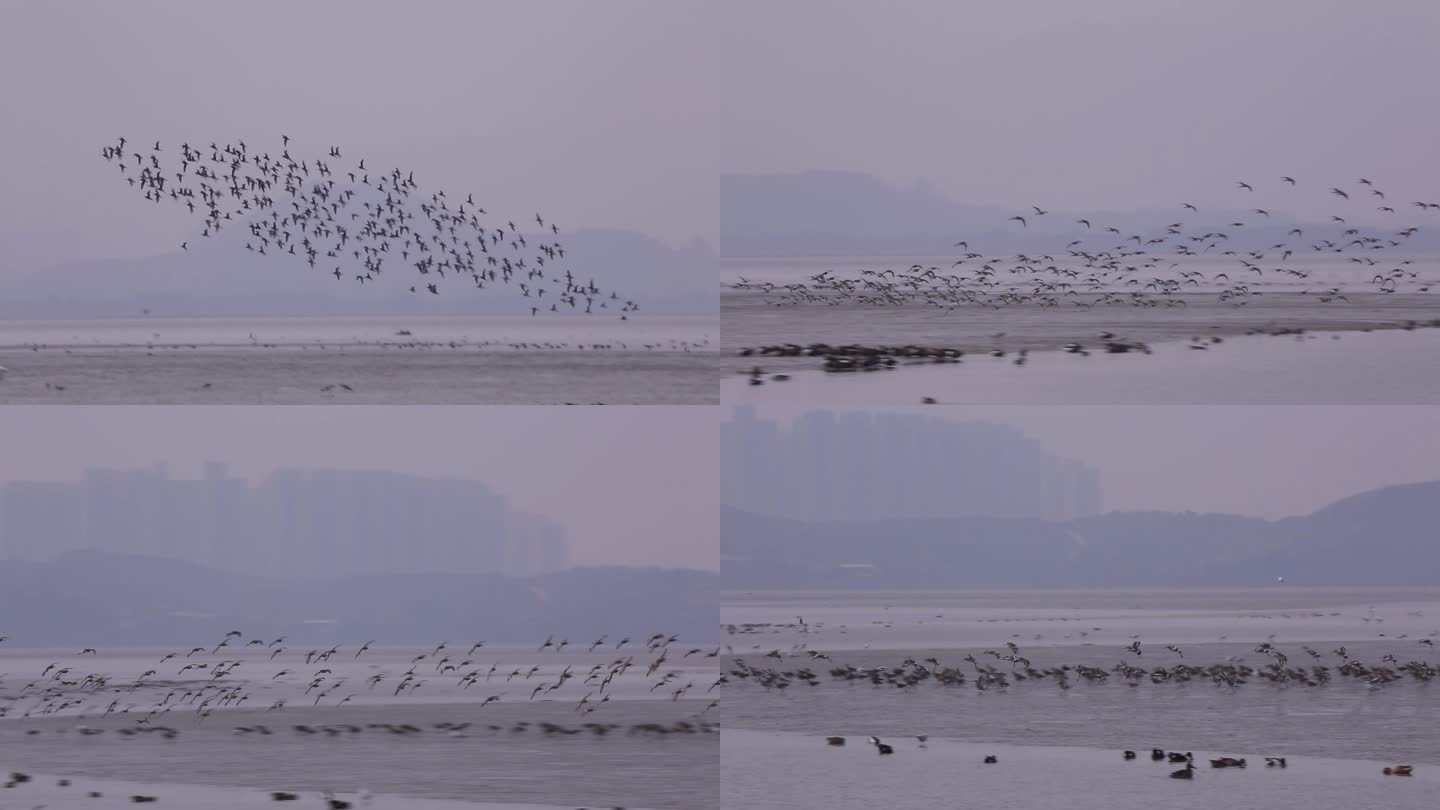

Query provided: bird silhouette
[99,135,639,320]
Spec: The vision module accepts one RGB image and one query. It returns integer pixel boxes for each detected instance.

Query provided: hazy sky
[718,0,1440,223]
[0,406,717,571]
[733,405,1440,519]
[8,0,1437,268]
[0,1,716,264]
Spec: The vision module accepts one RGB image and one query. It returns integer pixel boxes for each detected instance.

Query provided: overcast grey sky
[0,1,716,264]
[734,405,1440,520]
[718,0,1440,223]
[0,406,717,571]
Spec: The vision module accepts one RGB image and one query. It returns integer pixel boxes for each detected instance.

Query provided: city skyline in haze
[0,406,716,571]
[723,406,1103,522]
[729,405,1440,521]
[0,462,570,578]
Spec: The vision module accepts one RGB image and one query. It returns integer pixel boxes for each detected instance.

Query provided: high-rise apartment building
[0,465,568,578]
[721,408,1104,522]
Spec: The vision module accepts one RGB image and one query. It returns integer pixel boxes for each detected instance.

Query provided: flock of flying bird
[732,176,1439,312]
[99,135,638,318]
[0,632,715,808]
[0,630,719,728]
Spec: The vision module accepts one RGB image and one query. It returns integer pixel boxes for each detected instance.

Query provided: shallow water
[721,588,1440,650]
[0,314,718,404]
[721,255,1440,400]
[721,590,1440,767]
[722,729,1440,810]
[3,701,715,808]
[0,645,719,808]
[722,326,1440,403]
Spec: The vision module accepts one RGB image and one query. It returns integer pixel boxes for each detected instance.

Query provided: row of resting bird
[731,176,1438,311]
[100,135,638,318]
[12,718,719,740]
[727,634,1440,692]
[0,631,721,723]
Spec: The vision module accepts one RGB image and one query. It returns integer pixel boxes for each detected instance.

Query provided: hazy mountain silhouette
[0,551,717,646]
[720,170,1440,257]
[722,481,1440,589]
[0,228,715,318]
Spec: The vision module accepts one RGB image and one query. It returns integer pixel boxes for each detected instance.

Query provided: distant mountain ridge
[0,551,718,646]
[721,170,1440,257]
[721,481,1440,589]
[0,228,716,318]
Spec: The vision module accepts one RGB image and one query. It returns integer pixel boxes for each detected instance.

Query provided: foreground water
[0,645,719,808]
[721,588,1440,807]
[0,314,717,403]
[723,729,1440,810]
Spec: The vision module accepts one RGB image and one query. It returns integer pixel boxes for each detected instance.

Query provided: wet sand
[0,314,717,403]
[0,346,718,404]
